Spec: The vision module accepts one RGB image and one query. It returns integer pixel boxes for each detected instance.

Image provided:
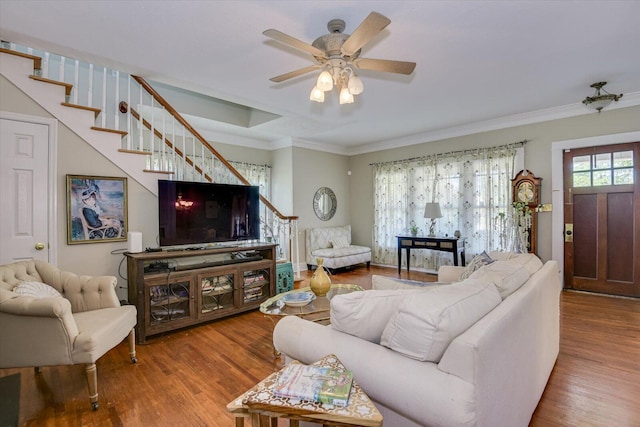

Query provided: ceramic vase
[310,257,331,297]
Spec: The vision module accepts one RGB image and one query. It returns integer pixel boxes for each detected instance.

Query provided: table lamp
[424,202,443,237]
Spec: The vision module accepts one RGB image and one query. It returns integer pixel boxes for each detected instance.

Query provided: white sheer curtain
[372,144,521,271]
[212,159,272,240]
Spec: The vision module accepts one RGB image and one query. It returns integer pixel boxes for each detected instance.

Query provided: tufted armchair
[0,260,137,410]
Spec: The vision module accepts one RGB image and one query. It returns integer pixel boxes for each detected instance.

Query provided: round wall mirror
[313,187,337,221]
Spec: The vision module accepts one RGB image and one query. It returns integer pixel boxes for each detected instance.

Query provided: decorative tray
[281,291,315,307]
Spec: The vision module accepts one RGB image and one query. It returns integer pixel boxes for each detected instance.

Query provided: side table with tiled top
[226,354,382,427]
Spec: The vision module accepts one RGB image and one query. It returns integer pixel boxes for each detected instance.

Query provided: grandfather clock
[511,169,541,254]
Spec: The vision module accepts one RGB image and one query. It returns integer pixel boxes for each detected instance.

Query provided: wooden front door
[563,142,640,297]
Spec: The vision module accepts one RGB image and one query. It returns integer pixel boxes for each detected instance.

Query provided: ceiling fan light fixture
[348,73,364,95]
[310,86,325,103]
[339,86,354,104]
[582,81,623,113]
[316,70,333,92]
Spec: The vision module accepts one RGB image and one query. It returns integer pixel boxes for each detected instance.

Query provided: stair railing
[3,42,299,272]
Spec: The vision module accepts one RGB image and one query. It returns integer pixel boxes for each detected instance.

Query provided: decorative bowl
[281,291,315,307]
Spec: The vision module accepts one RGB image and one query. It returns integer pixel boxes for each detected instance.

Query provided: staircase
[0,46,299,268]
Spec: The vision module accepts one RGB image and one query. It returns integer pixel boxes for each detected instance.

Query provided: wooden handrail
[131,75,297,221]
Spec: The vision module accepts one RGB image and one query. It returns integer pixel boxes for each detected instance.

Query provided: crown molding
[346,91,640,156]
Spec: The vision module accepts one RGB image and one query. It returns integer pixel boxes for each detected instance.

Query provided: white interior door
[0,117,51,263]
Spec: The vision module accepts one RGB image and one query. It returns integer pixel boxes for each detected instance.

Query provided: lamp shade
[348,74,364,95]
[310,86,325,103]
[316,70,333,92]
[424,202,443,219]
[339,86,354,104]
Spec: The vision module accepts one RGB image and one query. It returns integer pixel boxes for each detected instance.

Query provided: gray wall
[347,105,640,262]
[291,147,351,265]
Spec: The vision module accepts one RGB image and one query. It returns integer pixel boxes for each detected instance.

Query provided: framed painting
[66,175,128,244]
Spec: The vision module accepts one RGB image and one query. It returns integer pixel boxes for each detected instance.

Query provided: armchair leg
[128,329,137,363]
[85,363,99,410]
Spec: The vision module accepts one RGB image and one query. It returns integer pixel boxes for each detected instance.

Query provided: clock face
[517,181,535,203]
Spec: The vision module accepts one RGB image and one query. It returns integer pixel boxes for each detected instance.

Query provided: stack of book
[272,363,353,407]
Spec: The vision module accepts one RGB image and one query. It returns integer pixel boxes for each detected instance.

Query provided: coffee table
[260,284,364,324]
[226,354,383,427]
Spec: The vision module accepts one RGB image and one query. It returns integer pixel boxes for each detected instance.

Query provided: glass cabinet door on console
[241,267,271,306]
[198,270,236,319]
[145,273,195,334]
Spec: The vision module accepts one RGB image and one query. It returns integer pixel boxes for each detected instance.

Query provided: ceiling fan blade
[341,12,391,57]
[269,65,321,83]
[263,29,327,59]
[354,58,416,75]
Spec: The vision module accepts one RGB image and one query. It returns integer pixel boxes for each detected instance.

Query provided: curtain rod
[369,139,529,166]
[228,160,271,169]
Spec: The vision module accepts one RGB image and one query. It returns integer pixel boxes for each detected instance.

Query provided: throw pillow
[380,279,501,362]
[459,251,495,280]
[330,235,350,249]
[330,289,428,344]
[469,261,531,299]
[13,281,63,299]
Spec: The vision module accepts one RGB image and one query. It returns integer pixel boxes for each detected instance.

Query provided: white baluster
[114,70,120,131]
[42,52,49,79]
[138,83,143,152]
[88,63,94,107]
[101,67,106,128]
[73,60,79,105]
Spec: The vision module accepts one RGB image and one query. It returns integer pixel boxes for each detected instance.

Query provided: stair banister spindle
[114,70,120,131]
[182,122,187,179]
[125,75,131,150]
[150,97,155,169]
[101,67,107,128]
[73,60,79,105]
[59,56,65,84]
[43,52,50,79]
[138,83,143,153]
[88,63,93,107]
[161,107,166,171]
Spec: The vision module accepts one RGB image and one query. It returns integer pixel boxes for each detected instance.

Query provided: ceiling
[1,1,639,155]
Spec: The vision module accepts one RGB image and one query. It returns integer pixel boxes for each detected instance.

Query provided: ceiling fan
[263,11,416,103]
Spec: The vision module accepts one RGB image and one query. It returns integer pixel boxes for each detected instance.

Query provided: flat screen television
[158,180,261,247]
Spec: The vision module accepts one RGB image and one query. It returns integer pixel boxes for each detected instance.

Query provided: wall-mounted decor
[313,187,337,221]
[66,175,127,244]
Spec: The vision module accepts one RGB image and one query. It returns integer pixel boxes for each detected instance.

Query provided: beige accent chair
[0,260,137,410]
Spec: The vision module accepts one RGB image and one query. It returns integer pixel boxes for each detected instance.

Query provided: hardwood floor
[1,265,638,426]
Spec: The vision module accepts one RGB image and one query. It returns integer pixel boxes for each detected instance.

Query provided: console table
[397,236,466,274]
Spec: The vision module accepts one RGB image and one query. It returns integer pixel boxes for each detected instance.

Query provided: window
[572,150,634,187]
[372,144,521,270]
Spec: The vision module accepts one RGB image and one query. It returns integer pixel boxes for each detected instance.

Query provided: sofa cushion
[312,245,371,258]
[330,289,432,343]
[372,274,445,290]
[459,251,495,280]
[470,260,533,299]
[12,281,63,299]
[380,279,501,362]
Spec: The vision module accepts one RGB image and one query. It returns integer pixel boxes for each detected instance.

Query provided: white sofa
[305,225,371,271]
[273,252,561,427]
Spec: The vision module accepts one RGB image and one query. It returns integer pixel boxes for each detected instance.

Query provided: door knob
[35,242,45,250]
